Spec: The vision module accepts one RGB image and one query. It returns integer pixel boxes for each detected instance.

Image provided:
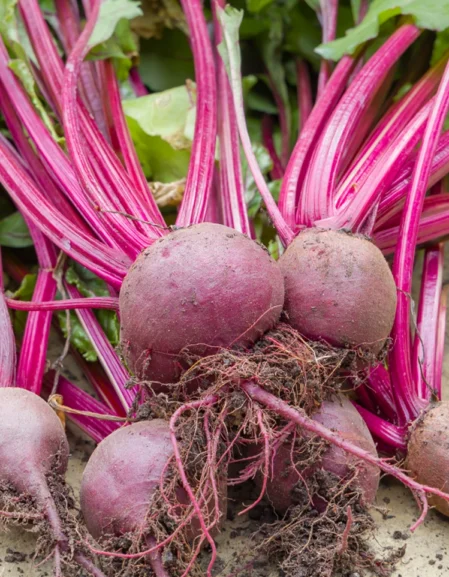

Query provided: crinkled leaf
[9,60,62,142]
[58,311,98,362]
[138,28,194,92]
[318,0,449,61]
[124,85,196,146]
[247,0,274,13]
[0,212,33,248]
[243,143,273,217]
[65,264,111,298]
[183,105,197,143]
[88,0,142,48]
[0,0,20,50]
[9,273,37,300]
[126,117,191,181]
[431,28,449,66]
[0,0,40,63]
[123,85,195,181]
[16,14,38,63]
[63,263,120,359]
[88,16,139,81]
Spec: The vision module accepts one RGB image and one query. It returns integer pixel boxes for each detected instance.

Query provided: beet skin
[263,395,380,514]
[0,388,69,490]
[407,402,449,516]
[0,388,69,542]
[81,420,175,538]
[279,228,397,355]
[120,223,284,383]
[81,419,227,541]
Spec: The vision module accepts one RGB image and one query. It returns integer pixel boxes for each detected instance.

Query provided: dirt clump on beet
[155,323,355,411]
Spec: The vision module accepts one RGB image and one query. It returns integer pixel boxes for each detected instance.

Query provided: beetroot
[279,228,397,355]
[81,420,173,539]
[119,223,284,383]
[407,402,449,516]
[0,387,69,544]
[81,418,227,569]
[262,395,379,514]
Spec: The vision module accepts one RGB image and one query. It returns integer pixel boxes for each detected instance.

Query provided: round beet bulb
[0,388,69,543]
[262,395,380,514]
[120,223,284,383]
[407,402,449,516]
[279,228,397,356]
[81,419,227,541]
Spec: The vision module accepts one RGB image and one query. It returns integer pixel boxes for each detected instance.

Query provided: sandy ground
[1,260,449,576]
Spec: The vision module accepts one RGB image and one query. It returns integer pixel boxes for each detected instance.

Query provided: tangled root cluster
[109,325,399,576]
[0,471,93,576]
[137,323,355,413]
[258,466,401,577]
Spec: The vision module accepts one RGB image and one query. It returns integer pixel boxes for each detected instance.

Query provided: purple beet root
[119,223,284,384]
[407,401,449,517]
[81,420,174,539]
[261,395,380,514]
[279,228,397,356]
[81,419,227,542]
[0,388,69,544]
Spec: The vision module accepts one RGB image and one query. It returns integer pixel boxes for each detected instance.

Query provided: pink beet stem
[0,248,16,387]
[175,0,217,226]
[317,0,338,97]
[280,56,356,228]
[6,296,119,312]
[390,59,449,424]
[296,59,313,133]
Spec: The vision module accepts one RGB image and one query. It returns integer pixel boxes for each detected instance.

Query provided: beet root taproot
[0,387,69,543]
[119,223,284,384]
[279,228,397,356]
[261,395,380,514]
[407,401,449,516]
